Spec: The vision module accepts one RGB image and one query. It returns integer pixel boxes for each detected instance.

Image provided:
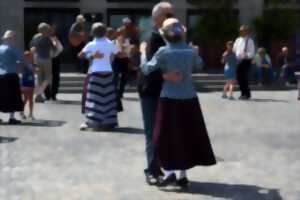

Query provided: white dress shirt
[82,38,118,73]
[233,36,255,60]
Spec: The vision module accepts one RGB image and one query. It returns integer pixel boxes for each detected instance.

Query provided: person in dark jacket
[276,47,298,85]
[138,2,182,186]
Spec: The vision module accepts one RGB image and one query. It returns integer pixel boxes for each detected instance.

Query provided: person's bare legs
[28,89,34,118]
[228,80,236,99]
[36,80,49,95]
[20,89,28,119]
[223,81,229,98]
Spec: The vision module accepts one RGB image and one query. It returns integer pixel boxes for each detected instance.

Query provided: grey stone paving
[0,91,300,200]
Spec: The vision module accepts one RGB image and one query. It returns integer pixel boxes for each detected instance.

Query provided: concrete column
[0,0,25,49]
[238,0,264,25]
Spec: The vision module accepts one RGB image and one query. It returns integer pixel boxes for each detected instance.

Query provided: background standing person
[222,41,238,100]
[20,51,36,120]
[276,46,298,86]
[119,17,140,46]
[138,2,181,186]
[253,47,273,85]
[30,22,57,103]
[0,31,29,124]
[233,25,255,100]
[45,24,64,101]
[69,14,90,73]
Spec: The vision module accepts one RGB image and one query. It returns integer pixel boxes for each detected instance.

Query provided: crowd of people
[0,1,300,189]
[221,25,300,100]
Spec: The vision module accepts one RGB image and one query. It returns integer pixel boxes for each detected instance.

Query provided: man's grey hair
[152,2,173,18]
[91,22,107,38]
[37,22,51,33]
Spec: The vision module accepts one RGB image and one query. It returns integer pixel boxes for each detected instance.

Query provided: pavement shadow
[123,97,140,102]
[112,127,144,134]
[51,100,81,105]
[161,182,282,200]
[250,98,289,103]
[1,120,66,127]
[0,136,18,144]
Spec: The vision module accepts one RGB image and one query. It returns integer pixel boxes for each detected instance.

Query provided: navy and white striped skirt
[84,72,118,128]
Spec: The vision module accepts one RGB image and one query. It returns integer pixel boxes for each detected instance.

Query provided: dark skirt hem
[0,73,23,113]
[153,97,217,170]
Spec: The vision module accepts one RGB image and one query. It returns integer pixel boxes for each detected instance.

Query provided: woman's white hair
[152,2,173,18]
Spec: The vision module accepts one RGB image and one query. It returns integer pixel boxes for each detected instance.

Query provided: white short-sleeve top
[82,38,118,73]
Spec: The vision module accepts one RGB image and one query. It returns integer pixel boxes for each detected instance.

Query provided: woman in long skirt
[78,22,119,131]
[140,18,216,187]
[0,30,29,124]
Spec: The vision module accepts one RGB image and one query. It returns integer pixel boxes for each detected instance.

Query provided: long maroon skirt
[153,97,216,170]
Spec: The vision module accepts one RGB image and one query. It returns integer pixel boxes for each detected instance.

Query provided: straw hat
[2,30,15,40]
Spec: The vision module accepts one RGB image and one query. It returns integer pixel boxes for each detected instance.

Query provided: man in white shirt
[233,25,255,100]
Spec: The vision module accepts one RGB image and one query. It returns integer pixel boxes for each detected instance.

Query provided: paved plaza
[0,90,300,200]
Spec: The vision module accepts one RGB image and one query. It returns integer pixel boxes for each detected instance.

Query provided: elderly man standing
[69,14,90,73]
[233,25,255,100]
[30,22,57,103]
[138,2,181,185]
[0,31,30,124]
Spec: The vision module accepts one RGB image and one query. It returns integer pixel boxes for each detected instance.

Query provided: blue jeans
[283,67,297,83]
[140,96,161,176]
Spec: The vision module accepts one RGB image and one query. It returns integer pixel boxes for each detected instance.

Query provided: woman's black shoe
[157,173,177,187]
[176,177,190,188]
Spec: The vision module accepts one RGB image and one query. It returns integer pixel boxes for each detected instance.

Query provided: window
[107,0,158,2]
[25,0,79,2]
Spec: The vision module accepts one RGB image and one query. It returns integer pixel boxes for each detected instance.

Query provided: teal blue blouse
[141,41,203,99]
[0,43,29,75]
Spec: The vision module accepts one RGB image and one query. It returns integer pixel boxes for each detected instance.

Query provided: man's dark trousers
[140,96,161,176]
[45,56,60,99]
[237,59,252,98]
[113,57,129,98]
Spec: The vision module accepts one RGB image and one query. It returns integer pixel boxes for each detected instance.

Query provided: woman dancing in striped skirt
[78,22,119,131]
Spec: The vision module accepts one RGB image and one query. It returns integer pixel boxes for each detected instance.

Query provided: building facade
[1,0,300,68]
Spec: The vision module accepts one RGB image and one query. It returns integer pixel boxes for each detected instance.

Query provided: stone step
[59,83,298,94]
[58,73,300,93]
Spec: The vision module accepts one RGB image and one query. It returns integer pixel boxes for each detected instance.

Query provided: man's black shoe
[144,170,159,186]
[52,96,57,101]
[8,118,21,125]
[239,96,250,100]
